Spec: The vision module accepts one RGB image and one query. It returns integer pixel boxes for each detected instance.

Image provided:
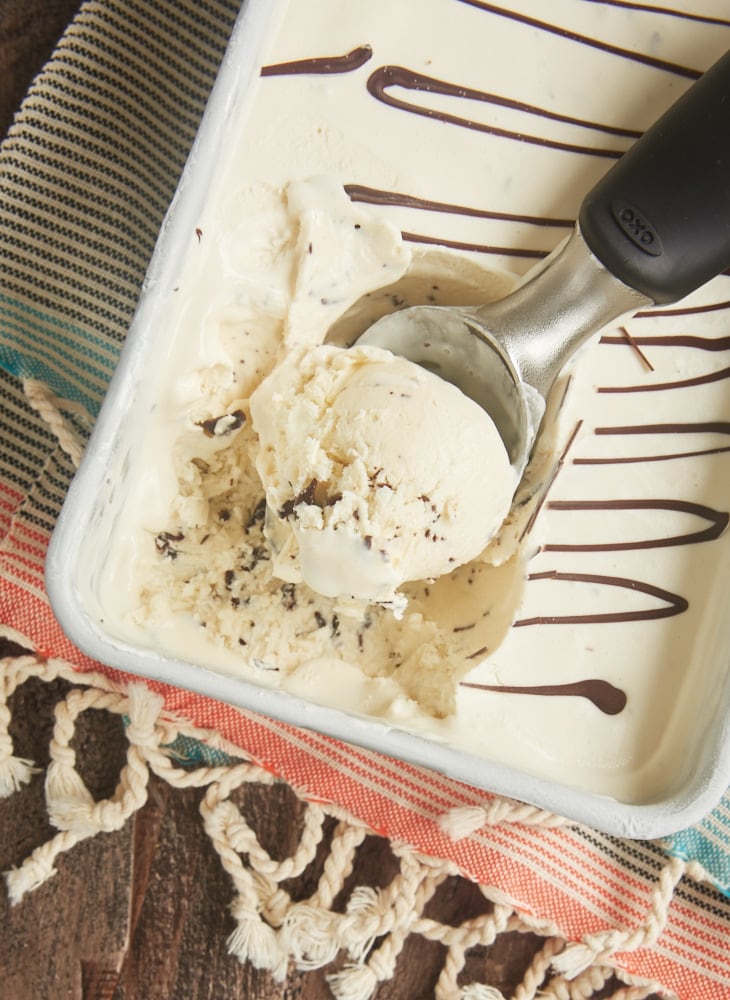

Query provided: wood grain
[0,663,655,999]
[0,0,83,137]
[0,672,543,999]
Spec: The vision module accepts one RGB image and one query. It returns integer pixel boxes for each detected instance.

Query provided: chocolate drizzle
[347,184,571,254]
[253,8,730,725]
[261,45,373,76]
[345,184,574,229]
[598,365,730,394]
[515,572,688,626]
[635,296,730,318]
[543,499,729,550]
[597,421,730,435]
[520,419,582,541]
[400,231,546,259]
[599,322,730,391]
[577,447,730,465]
[455,0,703,78]
[460,678,627,715]
[602,332,730,351]
[367,65,631,158]
[577,422,730,465]
[578,1,730,29]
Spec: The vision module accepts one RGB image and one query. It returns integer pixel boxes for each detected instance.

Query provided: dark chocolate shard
[281,583,297,610]
[197,409,246,438]
[155,531,184,559]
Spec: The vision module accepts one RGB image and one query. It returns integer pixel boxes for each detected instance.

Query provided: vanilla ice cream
[250,342,515,611]
[77,0,730,807]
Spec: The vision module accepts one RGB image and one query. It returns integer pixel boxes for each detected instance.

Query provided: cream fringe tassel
[1,632,681,1000]
[22,379,92,470]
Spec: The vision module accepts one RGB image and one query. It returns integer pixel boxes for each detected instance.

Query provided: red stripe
[615,946,728,998]
[0,481,24,503]
[5,523,50,562]
[468,823,654,930]
[660,902,730,972]
[11,517,52,547]
[0,481,25,531]
[0,544,46,580]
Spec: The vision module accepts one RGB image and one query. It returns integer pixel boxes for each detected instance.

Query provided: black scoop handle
[579,50,730,304]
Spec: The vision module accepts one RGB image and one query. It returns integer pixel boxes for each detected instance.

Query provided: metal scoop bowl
[358,50,730,478]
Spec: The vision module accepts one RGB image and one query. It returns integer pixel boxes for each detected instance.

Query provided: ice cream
[250,342,515,613]
[79,0,730,805]
[105,178,525,720]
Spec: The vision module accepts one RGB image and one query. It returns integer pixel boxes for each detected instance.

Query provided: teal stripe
[0,294,120,415]
[160,733,243,769]
[0,345,104,418]
[665,788,730,897]
[0,292,119,366]
[1,313,113,391]
[120,720,246,770]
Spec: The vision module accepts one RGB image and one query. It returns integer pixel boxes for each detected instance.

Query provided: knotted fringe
[22,379,93,470]
[0,633,680,999]
[438,800,569,841]
[551,855,708,981]
[0,650,45,797]
[0,754,40,797]
[461,987,508,1000]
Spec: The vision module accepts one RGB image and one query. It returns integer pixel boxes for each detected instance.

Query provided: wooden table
[0,5,661,997]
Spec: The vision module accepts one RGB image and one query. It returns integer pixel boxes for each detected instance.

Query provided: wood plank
[0,0,83,137]
[0,671,550,998]
[1,676,133,1000]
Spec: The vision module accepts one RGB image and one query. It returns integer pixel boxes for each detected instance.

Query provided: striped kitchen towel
[1,3,729,998]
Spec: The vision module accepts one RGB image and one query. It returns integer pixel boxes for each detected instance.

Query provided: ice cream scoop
[250,343,515,611]
[359,50,730,476]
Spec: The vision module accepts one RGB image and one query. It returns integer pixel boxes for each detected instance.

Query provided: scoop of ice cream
[249,343,515,610]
